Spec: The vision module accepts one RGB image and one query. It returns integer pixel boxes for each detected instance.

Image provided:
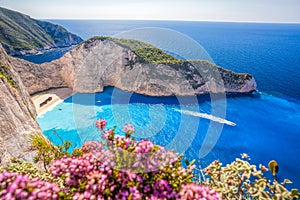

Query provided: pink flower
[123,124,135,134]
[102,129,115,142]
[95,118,107,130]
[82,141,103,153]
[135,140,154,153]
[179,183,221,199]
[153,180,177,199]
[0,171,62,199]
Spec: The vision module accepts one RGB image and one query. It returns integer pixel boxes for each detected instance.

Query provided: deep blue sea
[20,20,300,189]
[49,20,300,99]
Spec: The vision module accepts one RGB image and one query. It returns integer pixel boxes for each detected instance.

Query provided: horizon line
[2,6,299,25]
[42,18,300,24]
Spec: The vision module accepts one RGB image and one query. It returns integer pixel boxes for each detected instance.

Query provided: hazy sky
[1,0,300,22]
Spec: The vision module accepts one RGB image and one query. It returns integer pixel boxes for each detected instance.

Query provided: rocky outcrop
[11,57,68,95]
[0,7,83,56]
[35,20,83,48]
[12,37,256,96]
[0,45,40,164]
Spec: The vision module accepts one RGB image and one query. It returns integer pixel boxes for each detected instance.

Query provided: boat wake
[175,109,236,126]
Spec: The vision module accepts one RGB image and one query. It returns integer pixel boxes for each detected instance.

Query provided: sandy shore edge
[31,88,74,116]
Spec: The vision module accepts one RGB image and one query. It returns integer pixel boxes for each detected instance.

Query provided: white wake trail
[175,109,236,126]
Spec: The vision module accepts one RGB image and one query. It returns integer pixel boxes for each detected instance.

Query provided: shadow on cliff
[64,86,260,106]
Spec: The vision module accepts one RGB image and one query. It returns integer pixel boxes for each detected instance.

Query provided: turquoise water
[26,21,300,188]
[37,87,300,188]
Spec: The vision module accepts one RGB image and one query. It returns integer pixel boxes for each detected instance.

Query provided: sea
[19,20,300,189]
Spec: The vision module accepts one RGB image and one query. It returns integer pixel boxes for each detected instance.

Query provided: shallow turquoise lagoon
[37,87,300,189]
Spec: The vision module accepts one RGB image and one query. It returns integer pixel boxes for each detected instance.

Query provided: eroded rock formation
[0,46,40,164]
[12,37,256,96]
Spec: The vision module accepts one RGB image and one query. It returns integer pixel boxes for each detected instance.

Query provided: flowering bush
[179,184,220,199]
[0,170,65,199]
[1,119,299,199]
[0,159,64,188]
[0,119,223,199]
[48,120,219,199]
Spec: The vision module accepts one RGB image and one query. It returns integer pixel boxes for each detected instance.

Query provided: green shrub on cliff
[0,60,18,88]
[114,38,180,64]
[27,132,72,172]
[87,36,181,65]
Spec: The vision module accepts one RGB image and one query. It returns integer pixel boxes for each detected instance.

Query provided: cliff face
[0,45,40,164]
[35,20,83,48]
[0,7,83,56]
[12,37,256,96]
[11,57,68,95]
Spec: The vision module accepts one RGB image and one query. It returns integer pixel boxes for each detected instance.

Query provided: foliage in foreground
[200,158,299,199]
[0,159,64,188]
[0,119,299,199]
[27,132,72,172]
[0,120,220,199]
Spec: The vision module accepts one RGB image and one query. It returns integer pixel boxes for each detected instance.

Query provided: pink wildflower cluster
[123,123,135,134]
[179,183,221,199]
[81,140,104,153]
[50,151,177,199]
[134,140,154,153]
[0,120,221,200]
[102,129,114,141]
[95,118,107,130]
[50,153,107,187]
[152,180,178,199]
[0,170,62,199]
[113,135,135,149]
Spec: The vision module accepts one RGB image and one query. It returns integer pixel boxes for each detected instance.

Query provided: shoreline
[31,88,74,117]
[8,45,76,57]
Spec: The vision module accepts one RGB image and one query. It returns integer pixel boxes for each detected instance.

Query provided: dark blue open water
[48,20,300,99]
[19,20,300,189]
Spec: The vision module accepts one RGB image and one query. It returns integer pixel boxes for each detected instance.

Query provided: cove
[37,86,300,189]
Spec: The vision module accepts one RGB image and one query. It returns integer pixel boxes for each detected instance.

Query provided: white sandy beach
[31,88,74,116]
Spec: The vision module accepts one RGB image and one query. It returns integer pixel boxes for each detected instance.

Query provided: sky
[1,0,300,23]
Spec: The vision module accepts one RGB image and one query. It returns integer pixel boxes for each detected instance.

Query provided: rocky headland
[0,7,83,56]
[11,37,257,96]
